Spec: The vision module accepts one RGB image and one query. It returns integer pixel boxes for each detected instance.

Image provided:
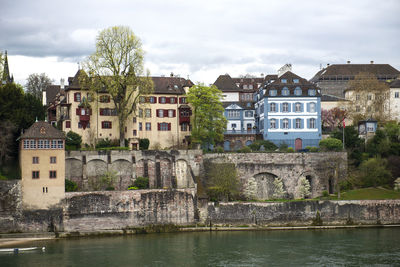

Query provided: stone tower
[19,121,65,209]
[2,50,14,85]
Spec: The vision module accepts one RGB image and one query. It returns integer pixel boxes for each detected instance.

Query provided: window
[170,97,176,104]
[38,140,44,149]
[282,88,289,96]
[50,171,57,179]
[50,157,56,164]
[295,103,301,112]
[295,118,301,129]
[51,140,57,149]
[231,123,237,129]
[270,119,277,129]
[168,110,175,117]
[133,117,137,123]
[100,108,117,116]
[160,97,166,104]
[139,109,143,118]
[180,110,190,117]
[74,92,81,102]
[102,121,112,129]
[281,79,287,83]
[78,122,82,129]
[139,122,142,131]
[33,157,39,164]
[294,87,302,96]
[44,140,50,149]
[145,109,151,118]
[99,95,110,103]
[158,123,171,131]
[181,123,189,131]
[23,140,29,149]
[227,110,240,118]
[57,140,64,149]
[368,94,373,100]
[149,97,156,103]
[308,89,316,96]
[395,92,399,98]
[133,130,137,136]
[145,122,151,131]
[356,94,360,100]
[42,187,48,193]
[245,111,253,117]
[269,89,277,96]
[282,119,289,129]
[260,104,264,114]
[32,171,40,179]
[309,102,316,113]
[139,96,145,103]
[30,140,36,149]
[179,97,187,104]
[356,106,361,112]
[282,103,289,112]
[243,84,248,89]
[270,103,276,112]
[249,84,253,90]
[293,79,299,83]
[66,121,71,128]
[309,118,316,129]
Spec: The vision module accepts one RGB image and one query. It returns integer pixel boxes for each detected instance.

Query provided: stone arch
[160,158,173,188]
[86,159,108,191]
[252,172,279,200]
[65,158,83,188]
[176,159,189,188]
[245,140,253,146]
[110,159,133,190]
[234,140,242,150]
[224,140,230,151]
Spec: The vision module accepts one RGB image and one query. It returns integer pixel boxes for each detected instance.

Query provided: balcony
[224,129,257,135]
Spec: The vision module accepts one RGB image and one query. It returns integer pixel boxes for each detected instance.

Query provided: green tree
[65,131,82,150]
[187,84,227,148]
[65,179,78,192]
[25,73,52,100]
[83,26,153,147]
[319,138,343,151]
[272,177,286,199]
[133,177,149,189]
[206,163,239,201]
[358,157,392,187]
[139,138,150,150]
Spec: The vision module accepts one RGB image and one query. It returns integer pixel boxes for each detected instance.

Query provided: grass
[337,187,400,200]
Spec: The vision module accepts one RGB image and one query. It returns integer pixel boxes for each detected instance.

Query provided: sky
[1,0,399,86]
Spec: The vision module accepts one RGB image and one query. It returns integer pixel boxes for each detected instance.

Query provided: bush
[65,131,82,150]
[306,146,319,152]
[206,163,239,201]
[278,143,288,152]
[249,140,277,152]
[319,138,343,151]
[96,138,120,149]
[105,186,115,191]
[139,138,150,150]
[214,146,224,153]
[65,179,78,192]
[287,147,294,153]
[238,146,251,153]
[322,190,329,197]
[128,186,139,190]
[358,157,392,187]
[133,177,149,189]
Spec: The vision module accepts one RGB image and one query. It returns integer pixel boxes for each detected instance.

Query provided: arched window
[309,118,316,129]
[270,119,277,129]
[282,103,289,112]
[282,87,290,96]
[295,118,301,129]
[294,87,302,96]
[310,102,316,113]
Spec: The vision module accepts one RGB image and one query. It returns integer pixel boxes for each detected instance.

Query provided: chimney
[60,78,65,89]
[327,63,330,67]
[347,61,351,64]
[260,73,264,77]
[370,61,374,64]
[170,72,174,77]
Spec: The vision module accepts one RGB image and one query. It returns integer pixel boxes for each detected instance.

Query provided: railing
[224,129,257,135]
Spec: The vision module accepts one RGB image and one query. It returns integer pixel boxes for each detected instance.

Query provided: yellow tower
[19,121,65,209]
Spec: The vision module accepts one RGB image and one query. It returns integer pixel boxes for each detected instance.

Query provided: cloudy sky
[1,0,399,86]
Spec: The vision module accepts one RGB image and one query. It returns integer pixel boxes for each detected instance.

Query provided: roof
[213,75,240,92]
[231,77,264,91]
[45,85,61,105]
[223,102,254,110]
[321,94,347,102]
[20,121,65,139]
[311,64,400,82]
[151,76,194,95]
[390,79,400,88]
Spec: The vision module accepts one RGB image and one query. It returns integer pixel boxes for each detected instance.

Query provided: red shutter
[156,109,159,117]
[173,110,176,117]
[179,97,183,104]
[164,110,168,117]
[74,93,77,102]
[89,108,92,115]
[166,97,170,103]
[158,123,160,131]
[76,108,79,115]
[101,121,104,128]
[109,122,112,128]
[174,97,178,103]
[100,109,103,115]
[168,123,171,131]
[153,97,157,103]
[66,121,71,128]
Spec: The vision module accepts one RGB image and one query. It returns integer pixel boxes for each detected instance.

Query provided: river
[1,228,400,266]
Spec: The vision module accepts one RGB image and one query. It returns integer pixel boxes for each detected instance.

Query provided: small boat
[0,247,45,253]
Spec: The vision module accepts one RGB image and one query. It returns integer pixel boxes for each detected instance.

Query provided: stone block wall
[207,200,400,226]
[63,189,197,232]
[204,152,347,199]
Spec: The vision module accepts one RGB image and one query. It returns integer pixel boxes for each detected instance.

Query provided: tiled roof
[223,102,254,110]
[390,79,400,88]
[231,77,264,91]
[311,64,400,82]
[45,85,61,105]
[321,94,347,102]
[213,75,240,92]
[20,121,65,139]
[151,76,194,95]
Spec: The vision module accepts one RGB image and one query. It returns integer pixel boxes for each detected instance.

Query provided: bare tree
[317,153,347,198]
[82,26,153,147]
[25,73,52,100]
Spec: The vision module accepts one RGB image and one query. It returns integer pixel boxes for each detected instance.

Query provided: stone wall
[204,152,347,199]
[207,200,400,226]
[65,150,202,191]
[63,189,197,232]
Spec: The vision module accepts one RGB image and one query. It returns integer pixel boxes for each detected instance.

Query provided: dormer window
[308,89,316,96]
[294,87,302,96]
[269,89,277,96]
[281,79,287,83]
[293,79,299,83]
[282,87,290,96]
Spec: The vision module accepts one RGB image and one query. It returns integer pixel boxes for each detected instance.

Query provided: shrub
[322,190,329,197]
[206,163,240,201]
[310,147,319,152]
[287,147,294,153]
[65,131,82,150]
[248,140,277,152]
[279,143,288,152]
[238,146,251,153]
[214,146,224,153]
[319,138,343,151]
[96,138,120,149]
[65,179,78,192]
[105,186,115,191]
[139,138,150,150]
[133,177,149,189]
[298,176,311,199]
[357,157,392,187]
[128,186,139,190]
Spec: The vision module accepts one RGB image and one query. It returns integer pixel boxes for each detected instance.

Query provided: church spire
[2,50,13,84]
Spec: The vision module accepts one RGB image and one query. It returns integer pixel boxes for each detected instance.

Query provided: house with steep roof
[19,121,65,209]
[255,70,322,150]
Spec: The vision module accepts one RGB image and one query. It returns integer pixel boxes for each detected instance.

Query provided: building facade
[389,79,400,121]
[19,121,65,209]
[255,71,322,150]
[48,71,193,149]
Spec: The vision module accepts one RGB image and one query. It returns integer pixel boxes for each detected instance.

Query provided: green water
[1,228,400,266]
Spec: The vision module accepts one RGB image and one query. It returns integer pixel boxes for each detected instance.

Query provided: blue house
[255,71,322,150]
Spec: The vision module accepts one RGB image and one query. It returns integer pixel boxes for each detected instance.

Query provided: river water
[1,228,400,266]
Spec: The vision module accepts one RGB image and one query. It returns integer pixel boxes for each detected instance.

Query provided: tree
[65,131,82,150]
[83,26,153,147]
[346,72,390,124]
[206,163,239,201]
[272,177,286,199]
[322,107,347,132]
[243,177,257,200]
[187,84,227,148]
[357,157,392,187]
[25,73,52,100]
[297,176,311,199]
[319,137,343,151]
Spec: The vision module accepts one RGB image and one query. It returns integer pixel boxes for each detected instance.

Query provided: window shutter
[179,97,183,104]
[89,109,92,115]
[288,103,291,112]
[280,119,283,129]
[166,97,170,103]
[173,110,176,117]
[307,103,310,112]
[168,123,171,131]
[76,108,80,115]
[292,103,295,111]
[158,123,160,131]
[307,118,310,128]
[164,110,168,117]
[156,109,159,117]
[300,103,304,112]
[101,121,104,128]
[301,119,304,129]
[109,122,112,128]
[280,103,283,112]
